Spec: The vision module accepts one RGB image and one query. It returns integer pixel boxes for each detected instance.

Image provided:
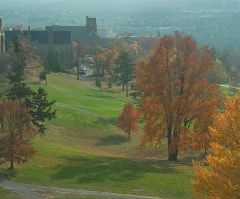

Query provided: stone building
[46,16,99,44]
[4,16,100,67]
[0,18,5,54]
[5,27,73,66]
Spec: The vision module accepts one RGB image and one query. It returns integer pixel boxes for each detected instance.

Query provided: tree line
[0,38,55,169]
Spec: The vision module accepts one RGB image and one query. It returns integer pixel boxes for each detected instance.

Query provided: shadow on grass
[0,168,17,180]
[50,156,182,184]
[95,117,117,126]
[96,135,129,146]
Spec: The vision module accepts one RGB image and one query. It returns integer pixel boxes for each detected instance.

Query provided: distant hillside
[0,0,240,48]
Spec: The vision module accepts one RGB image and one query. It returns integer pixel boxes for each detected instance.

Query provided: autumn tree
[127,43,143,61]
[193,95,240,199]
[208,59,228,84]
[0,100,35,169]
[136,32,220,161]
[117,103,140,139]
[94,50,106,77]
[4,39,56,134]
[108,37,129,52]
[102,48,118,75]
[73,43,88,80]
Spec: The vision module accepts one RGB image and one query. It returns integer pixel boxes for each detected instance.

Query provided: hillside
[2,73,194,199]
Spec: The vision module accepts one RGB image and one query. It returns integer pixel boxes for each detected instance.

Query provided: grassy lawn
[39,191,115,199]
[1,73,194,199]
[0,188,22,199]
[220,85,236,97]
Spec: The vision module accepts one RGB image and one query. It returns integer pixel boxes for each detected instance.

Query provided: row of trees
[0,38,56,169]
[72,38,141,97]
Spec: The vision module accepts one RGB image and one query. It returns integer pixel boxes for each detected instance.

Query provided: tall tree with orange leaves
[0,100,35,169]
[136,32,220,161]
[193,95,240,199]
[117,103,140,139]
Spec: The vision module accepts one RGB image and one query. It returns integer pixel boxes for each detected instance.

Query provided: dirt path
[0,175,162,199]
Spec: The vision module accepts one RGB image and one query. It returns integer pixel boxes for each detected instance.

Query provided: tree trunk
[122,83,125,91]
[126,82,129,97]
[45,78,48,86]
[126,129,131,140]
[77,66,80,80]
[0,116,3,132]
[168,149,178,161]
[9,158,14,170]
[204,147,208,158]
[167,125,178,161]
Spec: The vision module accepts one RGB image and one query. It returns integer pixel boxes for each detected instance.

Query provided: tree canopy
[136,32,220,161]
[193,95,240,199]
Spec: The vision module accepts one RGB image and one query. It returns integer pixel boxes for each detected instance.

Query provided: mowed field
[1,74,194,199]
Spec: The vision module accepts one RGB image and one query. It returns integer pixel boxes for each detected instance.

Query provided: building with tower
[45,16,99,44]
[4,16,99,67]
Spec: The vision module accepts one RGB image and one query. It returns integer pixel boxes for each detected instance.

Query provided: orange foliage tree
[193,95,240,199]
[117,103,140,139]
[0,100,35,169]
[135,32,220,161]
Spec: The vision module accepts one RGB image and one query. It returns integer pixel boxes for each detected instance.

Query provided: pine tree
[25,88,56,135]
[115,51,134,97]
[6,39,32,101]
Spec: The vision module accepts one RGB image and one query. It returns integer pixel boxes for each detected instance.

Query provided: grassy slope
[0,188,22,199]
[2,74,194,199]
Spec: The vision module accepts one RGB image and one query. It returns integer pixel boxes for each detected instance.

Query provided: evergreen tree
[6,38,56,135]
[6,38,32,101]
[25,88,56,135]
[115,51,134,97]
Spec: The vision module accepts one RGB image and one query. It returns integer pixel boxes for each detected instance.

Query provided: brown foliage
[135,32,220,160]
[193,95,240,199]
[0,100,35,169]
[117,103,140,139]
[73,43,89,80]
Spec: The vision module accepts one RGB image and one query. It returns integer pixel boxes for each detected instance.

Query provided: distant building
[5,26,73,66]
[46,16,99,44]
[98,26,115,39]
[4,16,100,67]
[0,18,5,54]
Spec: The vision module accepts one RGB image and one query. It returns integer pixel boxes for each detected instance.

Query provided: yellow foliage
[193,95,240,199]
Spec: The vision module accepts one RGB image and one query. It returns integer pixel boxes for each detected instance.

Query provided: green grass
[220,85,237,97]
[0,188,22,199]
[39,191,114,199]
[1,73,194,199]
